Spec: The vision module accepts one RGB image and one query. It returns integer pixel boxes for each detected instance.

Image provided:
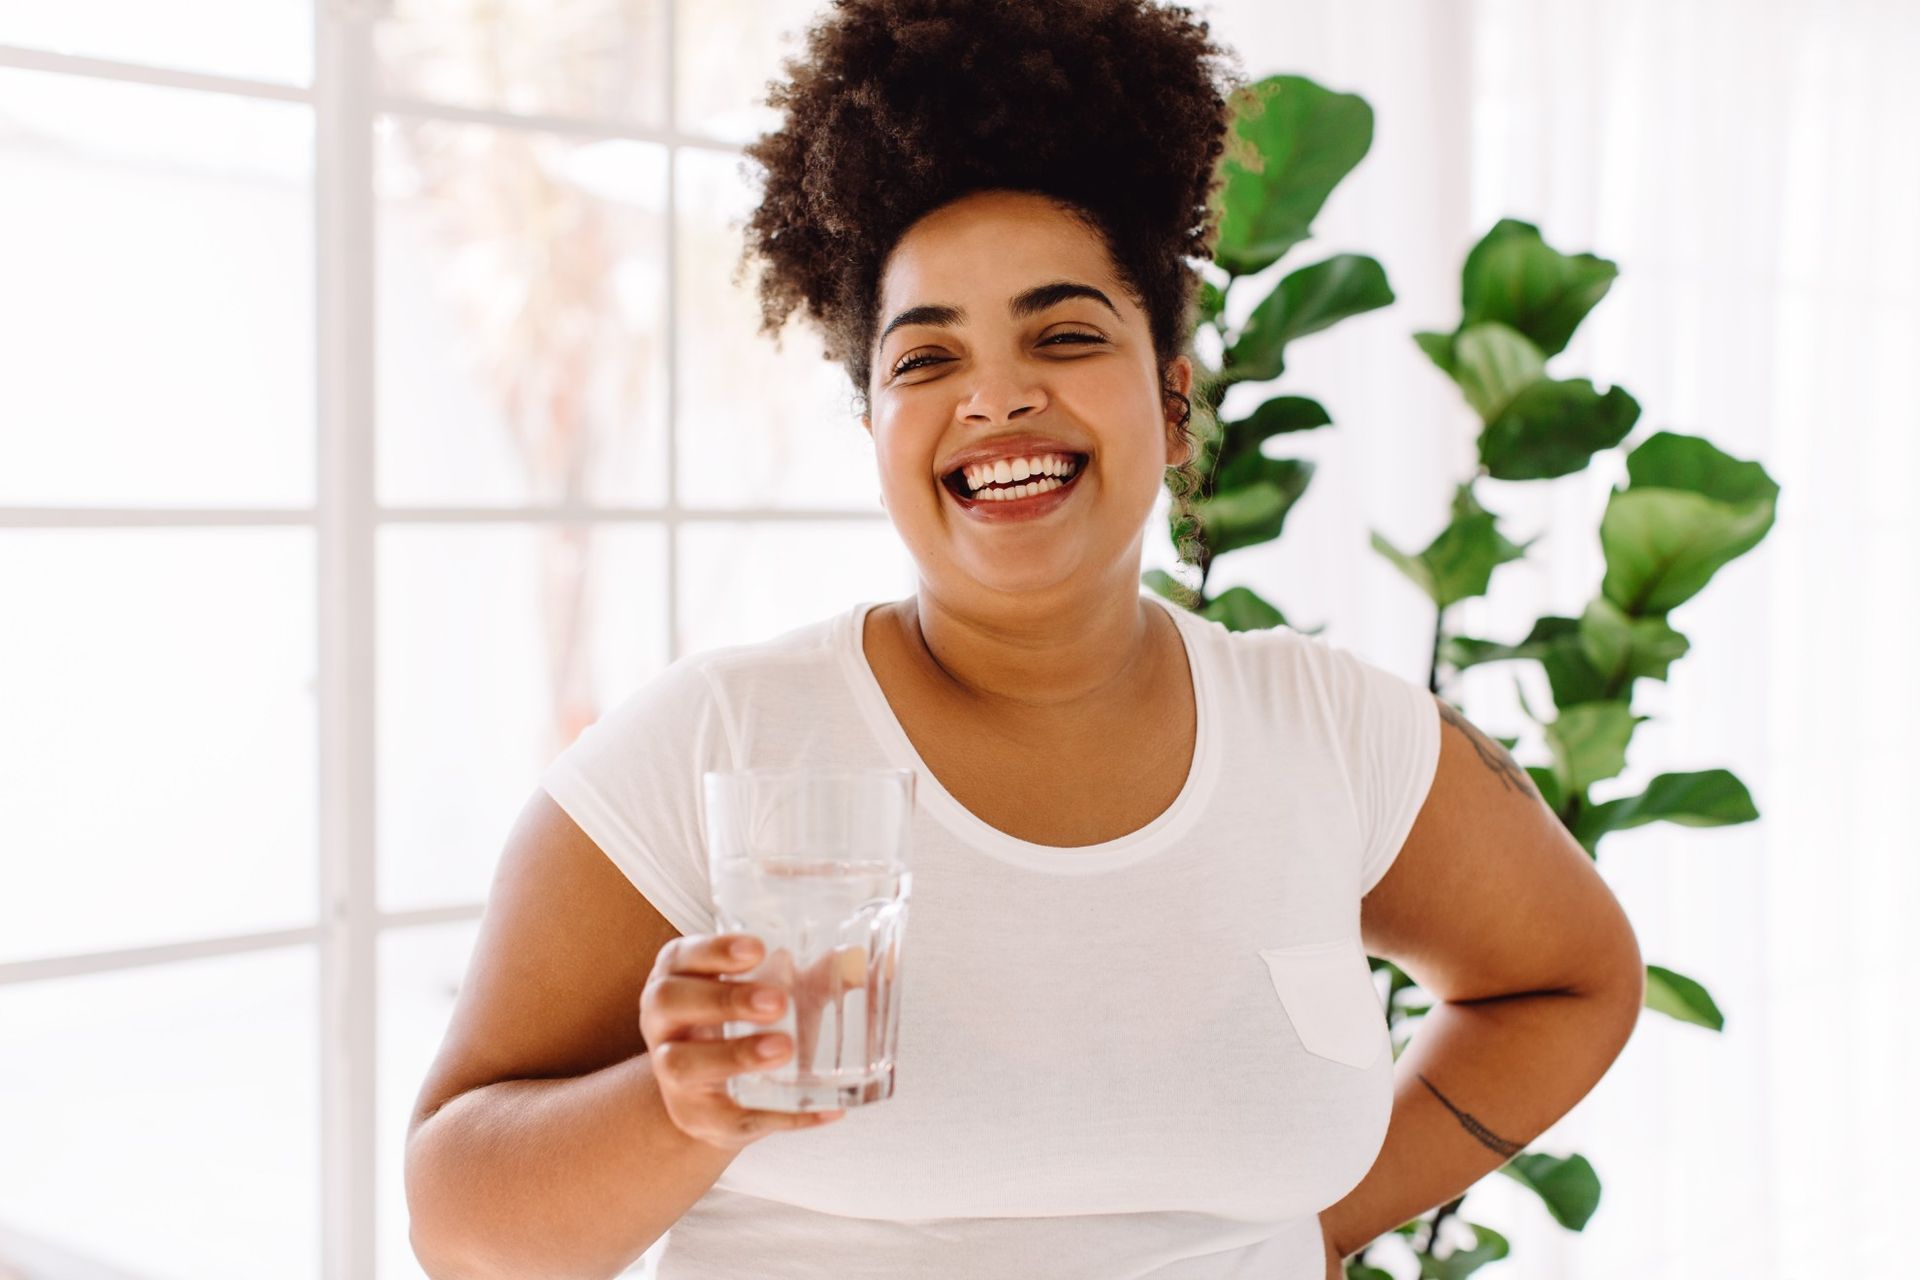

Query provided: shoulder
[632,606,852,699]
[565,607,854,760]
[1182,609,1422,720]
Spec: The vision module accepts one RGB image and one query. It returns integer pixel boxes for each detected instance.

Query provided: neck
[894,575,1161,718]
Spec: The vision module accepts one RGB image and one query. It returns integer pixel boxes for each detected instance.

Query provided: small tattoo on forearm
[1417,1073,1523,1158]
[1437,701,1539,801]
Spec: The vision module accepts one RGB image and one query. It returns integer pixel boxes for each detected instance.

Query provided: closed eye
[890,331,1108,377]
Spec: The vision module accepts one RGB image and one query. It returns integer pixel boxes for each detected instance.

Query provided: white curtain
[1200,1,1918,1275]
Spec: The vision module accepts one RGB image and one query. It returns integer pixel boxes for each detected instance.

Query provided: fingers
[654,932,770,979]
[647,970,787,1031]
[651,1031,845,1143]
[653,1029,794,1087]
[640,932,849,1150]
[642,933,787,1045]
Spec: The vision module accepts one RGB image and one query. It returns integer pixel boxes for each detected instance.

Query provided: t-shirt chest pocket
[1257,937,1389,1069]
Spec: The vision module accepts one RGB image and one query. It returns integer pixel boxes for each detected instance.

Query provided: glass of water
[702,766,915,1113]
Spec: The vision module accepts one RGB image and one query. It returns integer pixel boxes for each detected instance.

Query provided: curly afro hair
[734,0,1247,437]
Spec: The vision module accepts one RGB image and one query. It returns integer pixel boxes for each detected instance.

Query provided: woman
[404,2,1645,1277]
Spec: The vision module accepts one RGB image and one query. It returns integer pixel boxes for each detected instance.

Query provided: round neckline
[836,592,1221,875]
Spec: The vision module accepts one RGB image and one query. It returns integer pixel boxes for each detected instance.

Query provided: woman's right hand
[640,932,846,1152]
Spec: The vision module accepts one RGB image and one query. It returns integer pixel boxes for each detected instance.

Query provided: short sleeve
[1304,636,1442,895]
[538,654,734,937]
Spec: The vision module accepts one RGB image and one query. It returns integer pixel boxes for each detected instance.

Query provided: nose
[959,361,1049,425]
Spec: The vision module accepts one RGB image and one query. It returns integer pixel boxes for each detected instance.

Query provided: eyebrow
[876,280,1122,351]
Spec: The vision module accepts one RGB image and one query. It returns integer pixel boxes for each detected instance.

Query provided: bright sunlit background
[1,1,1913,1278]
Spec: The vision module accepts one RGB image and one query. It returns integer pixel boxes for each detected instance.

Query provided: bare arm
[1320,698,1645,1259]
[410,1057,735,1279]
[404,790,732,1280]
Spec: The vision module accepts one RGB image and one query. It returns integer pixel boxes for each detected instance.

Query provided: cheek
[869,413,940,491]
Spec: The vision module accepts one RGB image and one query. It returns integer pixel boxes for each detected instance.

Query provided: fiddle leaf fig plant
[1358,218,1773,1275]
[1142,73,1394,627]
[1149,84,1776,1275]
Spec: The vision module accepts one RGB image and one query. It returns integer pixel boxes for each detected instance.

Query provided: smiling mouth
[940,453,1088,503]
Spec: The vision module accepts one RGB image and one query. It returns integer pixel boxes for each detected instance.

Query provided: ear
[1164,356,1196,468]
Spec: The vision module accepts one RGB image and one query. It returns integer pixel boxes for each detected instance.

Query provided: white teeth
[957,452,1081,493]
[974,476,1064,502]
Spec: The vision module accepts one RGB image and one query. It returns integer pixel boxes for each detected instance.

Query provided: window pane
[377,524,668,911]
[0,72,313,508]
[674,0,819,144]
[0,948,320,1279]
[376,120,670,508]
[674,148,878,511]
[0,0,310,85]
[377,0,667,126]
[676,521,914,654]
[0,530,316,964]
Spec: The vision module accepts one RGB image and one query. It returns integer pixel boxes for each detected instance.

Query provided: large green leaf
[1463,610,1620,708]
[1213,75,1374,276]
[1419,1222,1511,1279]
[1196,457,1314,557]
[1222,254,1394,385]
[1601,433,1779,614]
[1499,1152,1602,1231]
[1461,218,1618,358]
[1211,395,1331,477]
[1600,489,1776,615]
[1626,429,1780,502]
[1544,700,1644,794]
[1480,378,1641,480]
[1535,632,1610,708]
[1577,597,1691,692]
[1645,963,1725,1031]
[1371,505,1530,610]
[1413,329,1457,378]
[1199,585,1289,632]
[1440,615,1578,670]
[1573,769,1759,850]
[1450,322,1547,423]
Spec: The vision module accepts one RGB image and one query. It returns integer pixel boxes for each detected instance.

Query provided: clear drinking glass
[703,766,915,1112]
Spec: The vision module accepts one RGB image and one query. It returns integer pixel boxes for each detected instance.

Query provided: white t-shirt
[539,592,1441,1280]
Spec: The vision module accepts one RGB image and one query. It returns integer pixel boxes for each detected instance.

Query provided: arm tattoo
[1417,1073,1523,1159]
[1436,700,1540,802]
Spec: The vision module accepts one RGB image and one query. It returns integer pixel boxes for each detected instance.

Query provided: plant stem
[1428,603,1445,695]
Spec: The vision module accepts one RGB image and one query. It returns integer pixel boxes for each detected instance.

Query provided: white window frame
[0,4,886,1276]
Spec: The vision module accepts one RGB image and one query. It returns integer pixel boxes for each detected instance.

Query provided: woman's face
[862,189,1192,605]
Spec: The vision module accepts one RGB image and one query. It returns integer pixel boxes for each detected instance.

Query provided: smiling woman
[402,2,1644,1279]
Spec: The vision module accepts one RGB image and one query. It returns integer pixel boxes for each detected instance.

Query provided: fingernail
[756,1037,785,1058]
[730,939,754,958]
[751,990,781,1012]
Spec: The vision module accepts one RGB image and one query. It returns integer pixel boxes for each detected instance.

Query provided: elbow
[405,1117,632,1280]
[1614,912,1646,1008]
[1586,917,1646,1049]
[409,1227,498,1280]
[405,1119,506,1280]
